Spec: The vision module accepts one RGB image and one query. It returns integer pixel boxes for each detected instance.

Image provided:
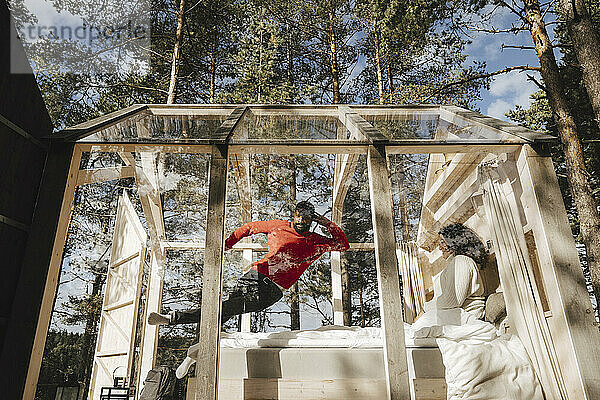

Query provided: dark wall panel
[0,0,55,398]
[0,223,29,346]
[0,2,53,137]
[0,124,47,224]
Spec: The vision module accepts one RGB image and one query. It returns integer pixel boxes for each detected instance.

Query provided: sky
[464,6,554,121]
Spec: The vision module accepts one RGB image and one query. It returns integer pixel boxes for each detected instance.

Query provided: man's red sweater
[224,220,349,289]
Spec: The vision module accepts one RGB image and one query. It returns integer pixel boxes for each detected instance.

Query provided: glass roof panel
[357,108,524,142]
[69,105,538,144]
[230,107,354,142]
[77,112,229,142]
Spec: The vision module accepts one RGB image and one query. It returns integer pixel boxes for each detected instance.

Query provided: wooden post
[131,121,168,390]
[194,145,228,400]
[231,153,253,332]
[331,152,358,325]
[367,145,410,400]
[517,145,600,399]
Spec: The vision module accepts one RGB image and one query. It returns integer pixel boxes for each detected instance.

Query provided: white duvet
[178,309,544,400]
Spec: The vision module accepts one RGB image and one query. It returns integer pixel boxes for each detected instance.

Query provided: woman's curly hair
[439,223,488,267]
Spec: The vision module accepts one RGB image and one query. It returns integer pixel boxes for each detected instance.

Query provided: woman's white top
[425,254,485,319]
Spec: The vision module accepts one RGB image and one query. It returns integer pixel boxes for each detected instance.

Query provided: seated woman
[423,223,488,320]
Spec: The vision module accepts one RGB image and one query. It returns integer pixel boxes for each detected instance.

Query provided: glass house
[22,104,600,400]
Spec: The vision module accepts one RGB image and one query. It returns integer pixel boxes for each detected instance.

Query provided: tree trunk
[386,61,394,104]
[559,0,600,129]
[342,257,351,325]
[166,0,185,104]
[289,283,300,330]
[289,158,300,330]
[328,11,341,104]
[372,19,385,105]
[524,0,600,307]
[286,23,294,103]
[358,266,364,327]
[209,38,216,103]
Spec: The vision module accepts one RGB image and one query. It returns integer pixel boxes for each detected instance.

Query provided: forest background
[8,0,600,398]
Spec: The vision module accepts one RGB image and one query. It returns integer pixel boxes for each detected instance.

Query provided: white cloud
[486,71,538,119]
[487,99,513,119]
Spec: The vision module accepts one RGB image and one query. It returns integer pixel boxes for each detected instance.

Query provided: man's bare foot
[148,312,170,325]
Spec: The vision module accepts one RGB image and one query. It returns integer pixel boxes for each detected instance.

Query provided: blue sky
[464,6,555,121]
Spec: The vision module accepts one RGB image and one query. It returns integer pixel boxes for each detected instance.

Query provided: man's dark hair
[294,201,315,215]
[439,223,488,267]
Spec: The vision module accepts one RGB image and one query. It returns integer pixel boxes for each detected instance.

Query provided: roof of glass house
[56,105,555,152]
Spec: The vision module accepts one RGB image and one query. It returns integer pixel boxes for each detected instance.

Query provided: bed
[185,325,446,400]
[183,311,542,400]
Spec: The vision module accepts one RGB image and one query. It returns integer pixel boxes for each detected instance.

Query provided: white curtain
[478,160,566,399]
[397,242,425,323]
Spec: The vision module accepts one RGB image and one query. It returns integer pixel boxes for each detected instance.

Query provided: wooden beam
[78,143,213,154]
[229,143,367,155]
[195,145,229,400]
[21,144,81,400]
[75,141,522,156]
[517,145,600,399]
[134,121,168,391]
[57,104,148,141]
[367,145,410,399]
[247,106,339,117]
[76,166,135,186]
[386,143,522,154]
[422,151,487,210]
[213,106,246,142]
[338,105,381,141]
[147,106,237,117]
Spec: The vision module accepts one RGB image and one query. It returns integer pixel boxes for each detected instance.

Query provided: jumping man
[148,201,349,326]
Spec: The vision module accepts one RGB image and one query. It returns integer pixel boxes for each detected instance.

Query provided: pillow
[437,334,543,400]
[485,292,507,327]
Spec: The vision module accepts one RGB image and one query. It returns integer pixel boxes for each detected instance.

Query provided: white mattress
[220,324,439,348]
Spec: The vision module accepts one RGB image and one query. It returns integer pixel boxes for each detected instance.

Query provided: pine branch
[84,81,169,94]
[502,44,536,50]
[467,25,527,34]
[526,73,546,91]
[419,65,541,103]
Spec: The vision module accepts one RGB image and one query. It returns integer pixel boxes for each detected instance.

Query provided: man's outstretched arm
[312,213,350,251]
[224,220,283,250]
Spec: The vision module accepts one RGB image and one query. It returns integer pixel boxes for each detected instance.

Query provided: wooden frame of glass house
[12,104,600,400]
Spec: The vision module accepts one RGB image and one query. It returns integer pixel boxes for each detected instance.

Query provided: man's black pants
[168,269,283,325]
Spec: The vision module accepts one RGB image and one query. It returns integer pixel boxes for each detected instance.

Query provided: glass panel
[158,248,203,365]
[389,150,509,324]
[223,153,342,332]
[342,155,380,327]
[73,106,531,143]
[230,108,352,141]
[158,153,210,241]
[78,112,229,142]
[36,158,140,399]
[359,109,524,142]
